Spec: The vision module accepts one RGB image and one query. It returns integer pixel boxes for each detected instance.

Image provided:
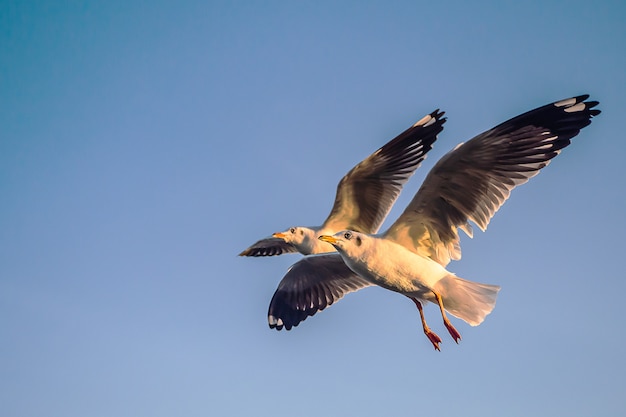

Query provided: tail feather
[434,275,500,326]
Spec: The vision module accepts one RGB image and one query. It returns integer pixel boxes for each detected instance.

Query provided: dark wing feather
[322,110,446,234]
[239,237,298,257]
[268,254,372,330]
[384,95,600,266]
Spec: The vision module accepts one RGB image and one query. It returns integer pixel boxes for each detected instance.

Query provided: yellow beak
[273,232,286,239]
[318,235,338,244]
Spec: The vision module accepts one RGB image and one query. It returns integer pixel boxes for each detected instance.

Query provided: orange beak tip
[319,235,336,244]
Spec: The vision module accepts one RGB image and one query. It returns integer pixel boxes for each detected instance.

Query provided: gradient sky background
[1,1,625,416]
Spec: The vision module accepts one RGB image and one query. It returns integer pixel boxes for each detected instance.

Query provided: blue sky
[1,1,625,416]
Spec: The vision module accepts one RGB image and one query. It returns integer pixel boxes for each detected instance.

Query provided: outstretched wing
[384,95,600,266]
[322,110,446,234]
[268,254,372,330]
[239,237,298,257]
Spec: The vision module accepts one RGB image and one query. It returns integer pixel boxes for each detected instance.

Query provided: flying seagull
[239,110,446,257]
[268,95,600,350]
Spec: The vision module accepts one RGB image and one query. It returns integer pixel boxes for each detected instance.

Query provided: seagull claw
[444,321,462,344]
[425,329,442,351]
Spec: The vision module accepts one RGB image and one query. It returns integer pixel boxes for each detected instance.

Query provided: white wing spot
[535,143,554,150]
[413,114,432,127]
[554,97,577,107]
[269,315,282,326]
[423,116,437,127]
[539,135,558,144]
[564,102,586,113]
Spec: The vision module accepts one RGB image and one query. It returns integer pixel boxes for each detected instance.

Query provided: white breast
[345,237,450,295]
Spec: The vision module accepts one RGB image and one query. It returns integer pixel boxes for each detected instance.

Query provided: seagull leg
[432,291,462,343]
[409,297,441,351]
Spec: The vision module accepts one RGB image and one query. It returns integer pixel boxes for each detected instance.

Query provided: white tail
[434,275,500,326]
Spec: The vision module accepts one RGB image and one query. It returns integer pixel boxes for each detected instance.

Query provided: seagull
[239,110,446,257]
[268,95,600,350]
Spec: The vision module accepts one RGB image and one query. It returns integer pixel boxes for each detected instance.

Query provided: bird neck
[297,227,337,255]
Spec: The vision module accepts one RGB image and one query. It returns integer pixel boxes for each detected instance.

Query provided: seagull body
[319,231,500,348]
[330,234,449,296]
[239,110,447,257]
[268,95,600,350]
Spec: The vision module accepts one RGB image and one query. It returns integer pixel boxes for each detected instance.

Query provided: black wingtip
[490,94,601,142]
[584,98,601,116]
[575,95,600,113]
[571,95,602,120]
[568,94,600,112]
[430,108,446,122]
[267,293,310,331]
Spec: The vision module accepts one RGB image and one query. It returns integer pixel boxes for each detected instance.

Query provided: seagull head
[318,230,367,257]
[273,226,318,254]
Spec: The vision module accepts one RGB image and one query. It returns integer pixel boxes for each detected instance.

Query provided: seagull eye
[344,232,352,240]
[290,228,296,234]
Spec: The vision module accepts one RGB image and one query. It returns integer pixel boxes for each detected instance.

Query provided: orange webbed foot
[425,329,442,351]
[444,320,462,344]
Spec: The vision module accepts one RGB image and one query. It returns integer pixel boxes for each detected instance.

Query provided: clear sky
[1,1,625,416]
